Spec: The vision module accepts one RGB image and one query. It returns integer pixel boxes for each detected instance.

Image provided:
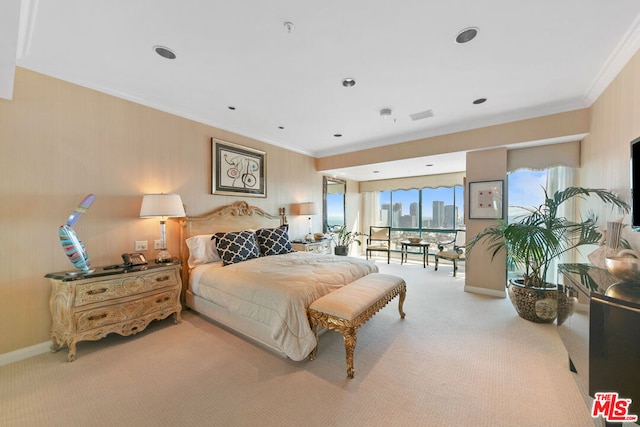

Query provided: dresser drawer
[74,269,179,307]
[306,244,326,254]
[75,289,179,332]
[292,240,331,254]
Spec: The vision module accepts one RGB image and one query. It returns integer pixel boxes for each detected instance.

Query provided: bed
[179,201,378,361]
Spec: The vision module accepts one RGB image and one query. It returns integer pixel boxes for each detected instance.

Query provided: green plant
[467,187,629,288]
[332,226,367,247]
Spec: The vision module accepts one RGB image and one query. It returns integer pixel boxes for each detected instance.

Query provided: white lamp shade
[299,202,318,215]
[139,194,186,218]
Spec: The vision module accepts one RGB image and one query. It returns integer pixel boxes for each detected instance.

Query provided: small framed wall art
[212,139,266,197]
[468,179,504,219]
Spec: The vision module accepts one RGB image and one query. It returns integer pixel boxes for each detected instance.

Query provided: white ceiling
[4,1,640,181]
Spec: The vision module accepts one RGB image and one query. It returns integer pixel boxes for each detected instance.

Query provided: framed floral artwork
[469,180,503,219]
[212,139,266,197]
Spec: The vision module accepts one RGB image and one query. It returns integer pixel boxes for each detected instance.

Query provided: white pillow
[185,235,221,268]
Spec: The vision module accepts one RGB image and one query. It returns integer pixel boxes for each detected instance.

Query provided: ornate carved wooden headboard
[178,201,285,299]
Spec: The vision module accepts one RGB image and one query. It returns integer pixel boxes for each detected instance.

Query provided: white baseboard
[0,341,51,367]
[464,285,506,298]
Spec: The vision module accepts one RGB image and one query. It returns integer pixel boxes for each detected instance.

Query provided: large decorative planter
[334,246,348,256]
[507,279,559,323]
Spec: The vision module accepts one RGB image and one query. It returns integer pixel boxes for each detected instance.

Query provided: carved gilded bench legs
[398,288,406,319]
[308,284,406,378]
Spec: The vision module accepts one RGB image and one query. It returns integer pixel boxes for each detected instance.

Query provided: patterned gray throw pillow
[256,225,294,256]
[213,230,260,265]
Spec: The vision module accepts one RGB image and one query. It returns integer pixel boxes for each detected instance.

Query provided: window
[507,167,574,222]
[374,186,464,249]
[507,169,547,221]
[506,166,575,279]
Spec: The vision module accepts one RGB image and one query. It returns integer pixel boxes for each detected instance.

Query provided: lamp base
[155,250,173,263]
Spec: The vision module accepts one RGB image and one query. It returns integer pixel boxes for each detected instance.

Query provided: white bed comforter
[192,252,378,361]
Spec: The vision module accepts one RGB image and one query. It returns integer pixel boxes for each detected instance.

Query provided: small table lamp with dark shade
[139,193,186,263]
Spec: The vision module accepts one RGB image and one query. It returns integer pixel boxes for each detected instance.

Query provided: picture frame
[212,139,266,197]
[468,180,504,219]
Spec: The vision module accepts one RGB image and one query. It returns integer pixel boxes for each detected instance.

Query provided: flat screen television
[632,136,640,230]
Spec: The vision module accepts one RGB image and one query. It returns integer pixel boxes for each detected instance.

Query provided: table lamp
[299,202,318,242]
[140,193,186,263]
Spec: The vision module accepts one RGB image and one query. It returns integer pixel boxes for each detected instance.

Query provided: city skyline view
[325,169,551,232]
[378,186,465,229]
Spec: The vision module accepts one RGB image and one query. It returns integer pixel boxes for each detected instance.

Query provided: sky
[507,169,547,217]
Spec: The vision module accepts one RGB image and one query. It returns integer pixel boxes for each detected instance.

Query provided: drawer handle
[87,288,107,295]
[87,313,107,321]
[155,276,170,282]
[156,296,170,303]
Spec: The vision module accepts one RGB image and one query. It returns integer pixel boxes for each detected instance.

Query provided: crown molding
[583,14,640,106]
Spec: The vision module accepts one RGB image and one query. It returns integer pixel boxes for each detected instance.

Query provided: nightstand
[46,261,182,361]
[291,239,332,254]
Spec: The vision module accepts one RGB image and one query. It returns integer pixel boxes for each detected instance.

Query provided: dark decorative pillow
[213,230,260,265]
[255,225,294,256]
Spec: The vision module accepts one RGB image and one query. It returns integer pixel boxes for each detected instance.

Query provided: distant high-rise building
[399,215,413,228]
[410,202,419,227]
[444,205,458,228]
[380,203,391,226]
[433,201,444,228]
[393,202,402,227]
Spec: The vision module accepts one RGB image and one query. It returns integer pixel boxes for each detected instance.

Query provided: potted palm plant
[467,187,629,323]
[332,226,367,256]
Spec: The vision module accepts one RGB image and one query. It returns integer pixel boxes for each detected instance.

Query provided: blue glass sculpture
[58,194,95,271]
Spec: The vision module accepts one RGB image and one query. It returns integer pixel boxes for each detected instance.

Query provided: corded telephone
[121,252,147,267]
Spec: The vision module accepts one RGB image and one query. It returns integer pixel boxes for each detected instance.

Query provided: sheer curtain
[546,166,575,283]
[362,192,380,234]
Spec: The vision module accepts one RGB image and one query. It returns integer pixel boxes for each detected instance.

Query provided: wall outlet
[134,240,148,251]
[154,240,162,250]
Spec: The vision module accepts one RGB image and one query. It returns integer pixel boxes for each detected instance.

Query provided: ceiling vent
[409,109,434,121]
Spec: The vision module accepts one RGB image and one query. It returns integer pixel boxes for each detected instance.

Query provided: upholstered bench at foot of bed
[307,273,406,378]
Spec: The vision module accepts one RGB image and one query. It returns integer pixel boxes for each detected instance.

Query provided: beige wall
[464,148,508,297]
[0,68,322,355]
[579,48,640,253]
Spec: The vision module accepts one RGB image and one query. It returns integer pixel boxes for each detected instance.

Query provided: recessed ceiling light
[154,45,176,59]
[334,133,343,137]
[373,170,380,174]
[278,126,285,130]
[283,21,295,34]
[426,164,434,167]
[228,106,236,110]
[473,98,487,105]
[342,78,356,88]
[455,27,478,44]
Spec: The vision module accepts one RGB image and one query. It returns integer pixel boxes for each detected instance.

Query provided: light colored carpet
[1,259,604,426]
